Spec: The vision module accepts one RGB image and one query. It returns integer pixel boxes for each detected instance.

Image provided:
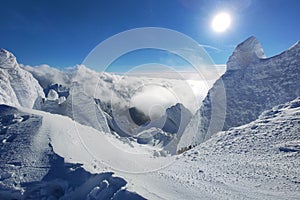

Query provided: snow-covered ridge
[0,49,44,108]
[182,36,300,146]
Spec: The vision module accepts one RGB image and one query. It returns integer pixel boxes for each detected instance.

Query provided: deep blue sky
[0,0,299,71]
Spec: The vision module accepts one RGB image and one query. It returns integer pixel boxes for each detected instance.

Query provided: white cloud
[23,64,224,116]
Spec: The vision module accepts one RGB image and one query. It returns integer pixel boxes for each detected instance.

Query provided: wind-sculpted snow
[182,36,300,147]
[0,105,145,199]
[0,49,44,108]
[0,105,46,192]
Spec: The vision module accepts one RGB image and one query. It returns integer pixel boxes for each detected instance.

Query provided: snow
[0,105,146,199]
[0,49,44,108]
[227,36,266,70]
[182,36,300,147]
[0,37,300,199]
[135,103,193,154]
[24,64,212,115]
[24,62,212,151]
[125,97,300,199]
[2,97,295,199]
[30,108,175,173]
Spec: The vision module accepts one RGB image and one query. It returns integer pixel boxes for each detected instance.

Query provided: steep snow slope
[130,97,300,200]
[182,36,300,146]
[0,49,44,108]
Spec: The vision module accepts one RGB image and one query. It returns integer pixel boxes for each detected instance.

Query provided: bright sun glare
[211,12,231,33]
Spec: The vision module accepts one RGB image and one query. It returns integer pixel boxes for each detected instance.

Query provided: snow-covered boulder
[0,49,44,108]
[182,36,300,147]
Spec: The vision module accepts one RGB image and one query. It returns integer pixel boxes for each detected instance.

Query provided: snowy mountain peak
[227,36,266,70]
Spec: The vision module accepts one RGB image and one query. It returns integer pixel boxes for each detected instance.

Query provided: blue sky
[0,0,299,71]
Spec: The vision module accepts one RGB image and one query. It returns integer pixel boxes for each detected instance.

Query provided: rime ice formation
[181,36,300,147]
[0,49,44,108]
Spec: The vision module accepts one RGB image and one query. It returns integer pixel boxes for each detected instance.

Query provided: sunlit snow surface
[1,97,299,199]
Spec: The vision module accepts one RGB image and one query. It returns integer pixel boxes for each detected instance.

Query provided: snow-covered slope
[131,97,300,200]
[182,36,300,146]
[0,105,146,199]
[0,49,44,108]
[1,96,299,199]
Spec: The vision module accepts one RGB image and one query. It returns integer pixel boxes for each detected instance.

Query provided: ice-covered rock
[0,49,44,108]
[182,36,300,147]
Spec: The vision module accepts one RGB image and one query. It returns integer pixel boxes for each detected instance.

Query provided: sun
[211,12,231,33]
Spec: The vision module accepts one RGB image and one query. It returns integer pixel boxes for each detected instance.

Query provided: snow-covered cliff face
[0,49,44,108]
[181,37,300,147]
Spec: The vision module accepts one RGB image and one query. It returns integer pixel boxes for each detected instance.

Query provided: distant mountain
[180,36,300,148]
[135,103,193,154]
[0,49,44,108]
